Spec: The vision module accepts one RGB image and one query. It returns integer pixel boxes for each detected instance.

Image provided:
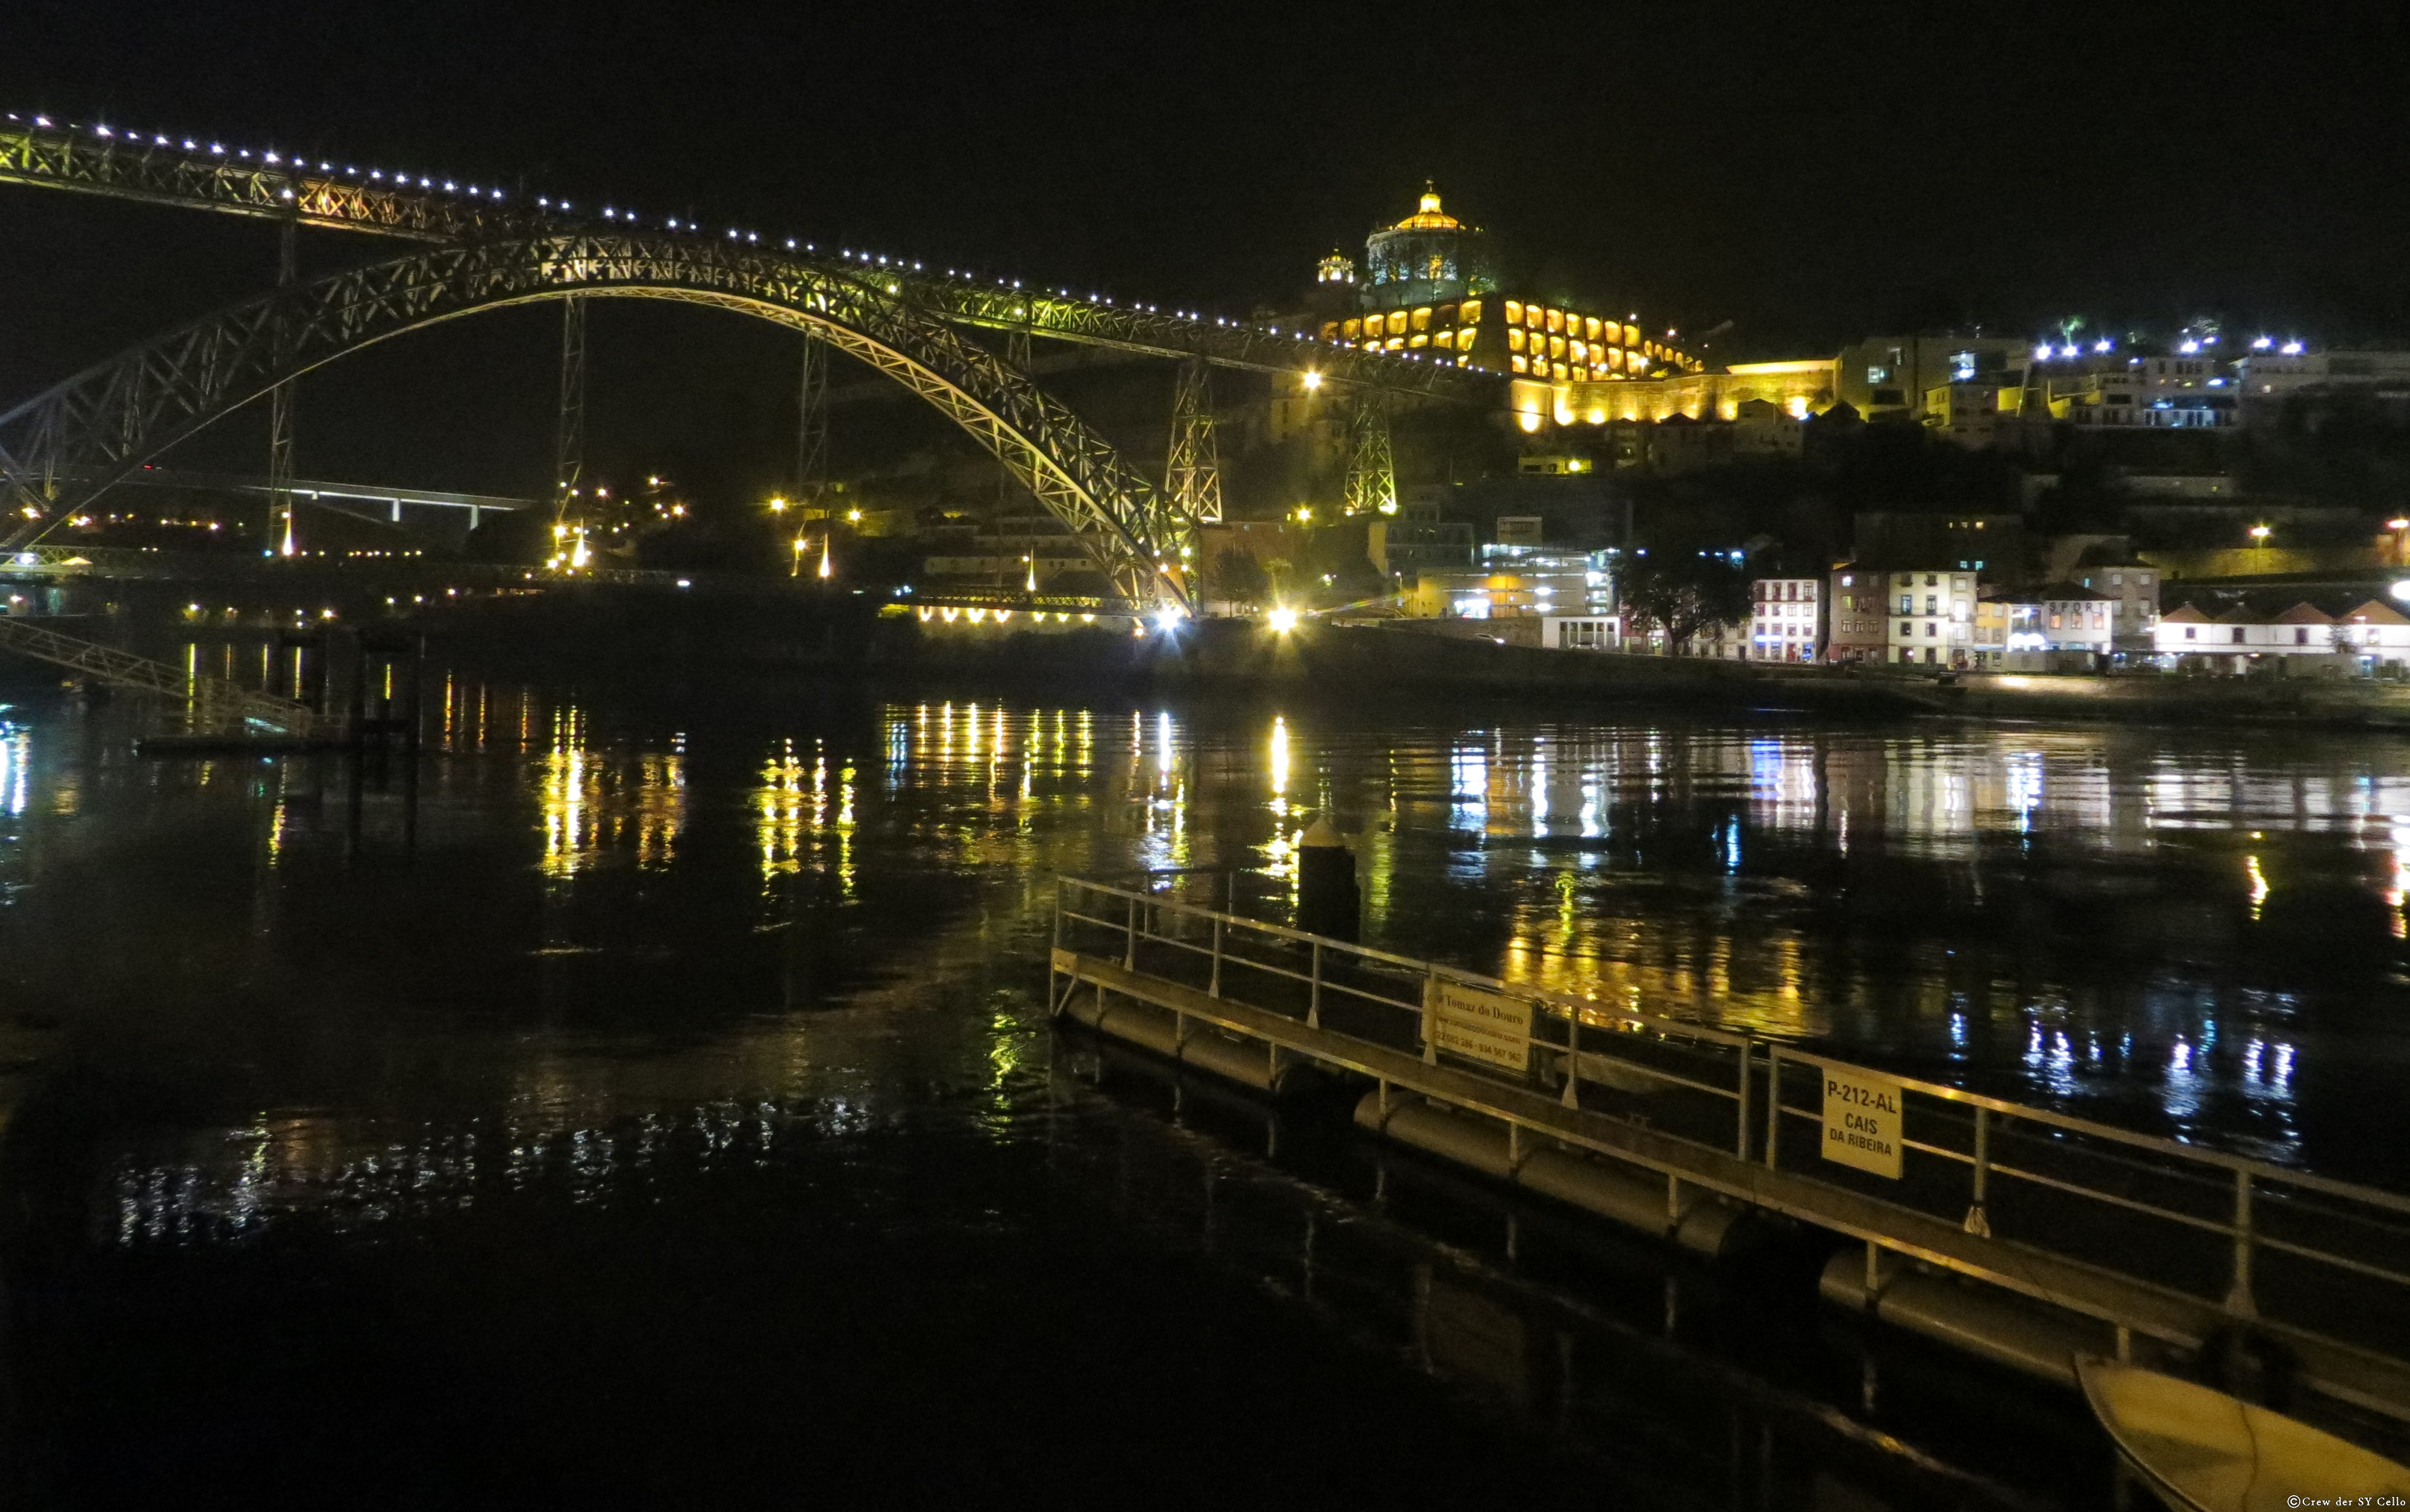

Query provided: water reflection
[4,691,2409,1190]
[15,676,2410,1510]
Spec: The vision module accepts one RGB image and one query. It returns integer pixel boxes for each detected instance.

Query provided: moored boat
[2077,1356,2410,1511]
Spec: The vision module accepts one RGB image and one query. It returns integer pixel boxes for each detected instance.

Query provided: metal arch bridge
[0,117,1505,611]
[0,231,1201,608]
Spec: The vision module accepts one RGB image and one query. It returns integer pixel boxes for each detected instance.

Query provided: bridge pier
[1165,359,1222,526]
[266,213,299,556]
[796,333,828,506]
[552,296,587,539]
[1344,390,1397,517]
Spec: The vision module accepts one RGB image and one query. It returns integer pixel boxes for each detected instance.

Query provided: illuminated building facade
[1826,569,1889,663]
[1360,185,1495,310]
[1316,187,1695,382]
[1748,578,1824,663]
[1881,569,1979,667]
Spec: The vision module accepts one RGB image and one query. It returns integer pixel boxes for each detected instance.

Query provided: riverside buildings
[1748,578,1824,662]
[2155,596,2410,671]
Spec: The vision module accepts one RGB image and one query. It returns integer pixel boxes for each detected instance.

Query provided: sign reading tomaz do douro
[1821,1066,1905,1179]
[1425,978,1534,1073]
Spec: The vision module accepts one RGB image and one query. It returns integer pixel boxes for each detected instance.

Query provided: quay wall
[417,591,2410,729]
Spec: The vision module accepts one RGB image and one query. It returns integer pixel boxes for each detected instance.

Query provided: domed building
[1361,186,1497,311]
[1318,184,1698,384]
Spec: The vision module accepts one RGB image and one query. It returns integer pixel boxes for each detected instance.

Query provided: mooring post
[1296,818,1360,942]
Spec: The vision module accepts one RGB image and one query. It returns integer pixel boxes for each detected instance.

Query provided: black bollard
[1295,818,1362,943]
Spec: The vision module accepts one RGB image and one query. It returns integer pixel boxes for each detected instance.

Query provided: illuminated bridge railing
[1053,873,2410,1407]
[0,116,1494,399]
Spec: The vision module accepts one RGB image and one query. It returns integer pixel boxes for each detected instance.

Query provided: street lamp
[1301,370,1323,392]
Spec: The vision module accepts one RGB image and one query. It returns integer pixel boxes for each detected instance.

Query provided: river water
[1,667,2406,1507]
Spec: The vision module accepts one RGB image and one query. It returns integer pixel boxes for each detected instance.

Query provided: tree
[1617,551,1753,655]
[1211,546,1271,608]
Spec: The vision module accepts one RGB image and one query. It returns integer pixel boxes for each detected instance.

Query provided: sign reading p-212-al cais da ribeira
[1821,1066,1905,1179]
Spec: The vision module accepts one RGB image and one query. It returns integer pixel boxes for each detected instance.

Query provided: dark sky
[2,1,2405,500]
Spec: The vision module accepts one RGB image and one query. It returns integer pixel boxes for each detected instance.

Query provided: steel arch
[0,120,1504,402]
[0,234,1193,609]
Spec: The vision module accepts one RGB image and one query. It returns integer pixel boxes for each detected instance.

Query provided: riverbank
[412,590,2410,729]
[890,616,2410,729]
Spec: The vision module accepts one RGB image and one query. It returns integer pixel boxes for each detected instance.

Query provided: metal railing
[1054,873,2410,1369]
[0,614,320,733]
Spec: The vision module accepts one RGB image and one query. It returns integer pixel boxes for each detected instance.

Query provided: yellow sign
[1050,946,1077,975]
[1427,978,1533,1072]
[1821,1066,1905,1178]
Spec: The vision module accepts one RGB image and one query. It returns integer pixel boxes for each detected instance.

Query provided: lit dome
[1394,185,1461,231]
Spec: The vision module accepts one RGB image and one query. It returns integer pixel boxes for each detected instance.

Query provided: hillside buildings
[1314,187,1699,383]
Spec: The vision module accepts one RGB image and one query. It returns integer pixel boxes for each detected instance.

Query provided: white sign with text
[1821,1066,1905,1179]
[1426,979,1534,1073]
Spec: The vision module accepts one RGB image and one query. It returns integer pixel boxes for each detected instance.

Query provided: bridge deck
[1050,874,2410,1425]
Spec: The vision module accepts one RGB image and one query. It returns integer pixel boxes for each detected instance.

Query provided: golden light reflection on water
[538,706,684,876]
[32,681,2410,1205]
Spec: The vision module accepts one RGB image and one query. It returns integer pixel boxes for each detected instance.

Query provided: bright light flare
[1266,607,1299,633]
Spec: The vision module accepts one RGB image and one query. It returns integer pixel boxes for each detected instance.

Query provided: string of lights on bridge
[8,110,1466,373]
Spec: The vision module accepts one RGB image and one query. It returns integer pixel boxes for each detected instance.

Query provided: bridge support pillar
[1344,390,1397,518]
[552,296,587,536]
[1165,359,1222,530]
[795,333,827,506]
[266,214,299,556]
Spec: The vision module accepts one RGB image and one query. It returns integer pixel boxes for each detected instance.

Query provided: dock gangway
[1050,872,2410,1428]
[0,615,320,734]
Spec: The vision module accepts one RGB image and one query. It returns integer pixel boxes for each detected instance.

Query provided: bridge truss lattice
[0,117,1506,610]
[0,235,1197,610]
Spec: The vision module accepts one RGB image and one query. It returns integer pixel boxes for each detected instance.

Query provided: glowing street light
[768,496,787,513]
[1266,606,1298,633]
[2248,525,2273,542]
[1300,370,1323,392]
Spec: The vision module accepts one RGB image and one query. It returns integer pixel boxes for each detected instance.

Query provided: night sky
[2,1,2405,502]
